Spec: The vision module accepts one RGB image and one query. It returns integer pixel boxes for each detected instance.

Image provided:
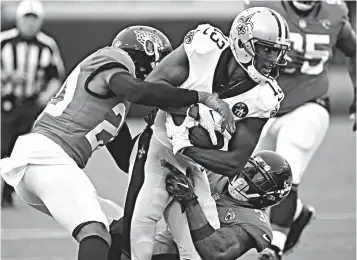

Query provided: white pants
[129,134,219,260]
[0,133,123,235]
[254,102,330,185]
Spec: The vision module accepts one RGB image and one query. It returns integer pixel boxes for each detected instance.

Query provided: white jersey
[153,24,284,150]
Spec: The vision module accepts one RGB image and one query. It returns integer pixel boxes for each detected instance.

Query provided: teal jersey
[208,171,273,252]
[33,47,135,168]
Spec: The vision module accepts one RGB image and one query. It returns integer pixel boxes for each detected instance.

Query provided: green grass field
[1,68,356,260]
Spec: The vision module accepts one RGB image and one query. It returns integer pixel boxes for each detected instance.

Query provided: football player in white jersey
[0,25,234,260]
[115,7,291,260]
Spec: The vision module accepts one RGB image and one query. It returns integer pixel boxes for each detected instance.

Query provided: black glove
[162,159,198,213]
[350,88,356,132]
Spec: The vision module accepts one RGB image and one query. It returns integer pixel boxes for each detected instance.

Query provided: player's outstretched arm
[106,44,235,133]
[185,202,256,260]
[183,117,268,178]
[164,167,257,260]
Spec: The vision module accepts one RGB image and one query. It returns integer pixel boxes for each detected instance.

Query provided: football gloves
[165,104,232,154]
[197,92,236,134]
[165,112,198,154]
[192,104,232,143]
[162,159,198,213]
[350,88,356,132]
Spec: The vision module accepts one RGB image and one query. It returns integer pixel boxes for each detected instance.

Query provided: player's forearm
[109,72,199,108]
[185,203,248,260]
[183,146,241,177]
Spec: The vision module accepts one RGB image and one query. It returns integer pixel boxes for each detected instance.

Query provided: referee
[1,0,65,207]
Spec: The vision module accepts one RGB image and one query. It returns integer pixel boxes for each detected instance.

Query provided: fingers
[221,129,232,140]
[207,129,218,146]
[161,159,183,175]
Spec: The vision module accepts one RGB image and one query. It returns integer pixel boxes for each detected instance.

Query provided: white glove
[165,113,199,155]
[192,104,232,145]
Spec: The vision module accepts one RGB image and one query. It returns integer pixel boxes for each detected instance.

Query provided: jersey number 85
[287,33,331,75]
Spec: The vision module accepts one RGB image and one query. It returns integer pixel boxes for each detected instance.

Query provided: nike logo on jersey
[262,234,271,243]
[278,95,283,102]
[177,182,189,189]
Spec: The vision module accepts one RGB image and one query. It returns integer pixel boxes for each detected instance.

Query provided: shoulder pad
[92,47,136,76]
[258,79,284,117]
[184,24,228,56]
[319,1,349,22]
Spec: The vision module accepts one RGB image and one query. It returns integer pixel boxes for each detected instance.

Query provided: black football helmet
[112,25,172,80]
[228,150,292,208]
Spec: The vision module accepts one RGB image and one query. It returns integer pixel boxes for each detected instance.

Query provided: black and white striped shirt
[1,28,65,101]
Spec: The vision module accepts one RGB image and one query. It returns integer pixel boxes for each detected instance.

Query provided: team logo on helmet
[236,12,256,35]
[134,30,164,64]
[184,29,198,44]
[278,180,292,198]
[232,102,249,118]
[224,208,236,222]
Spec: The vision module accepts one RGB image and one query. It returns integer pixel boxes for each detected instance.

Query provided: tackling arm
[185,201,256,260]
[183,117,268,178]
[104,44,199,108]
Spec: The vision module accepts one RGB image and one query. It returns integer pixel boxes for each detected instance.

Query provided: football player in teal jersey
[0,25,234,260]
[245,1,356,259]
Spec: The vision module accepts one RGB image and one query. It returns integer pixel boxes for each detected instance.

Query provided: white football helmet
[229,7,291,83]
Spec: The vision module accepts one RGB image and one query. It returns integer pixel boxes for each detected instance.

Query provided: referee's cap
[16,0,44,21]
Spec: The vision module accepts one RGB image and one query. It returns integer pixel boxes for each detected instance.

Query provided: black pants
[107,124,153,256]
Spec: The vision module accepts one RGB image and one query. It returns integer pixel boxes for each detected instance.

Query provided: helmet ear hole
[237,39,244,48]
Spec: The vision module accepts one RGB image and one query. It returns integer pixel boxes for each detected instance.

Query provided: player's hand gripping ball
[170,104,230,150]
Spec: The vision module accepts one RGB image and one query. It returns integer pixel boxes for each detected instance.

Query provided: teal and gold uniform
[33,47,133,168]
[209,172,273,252]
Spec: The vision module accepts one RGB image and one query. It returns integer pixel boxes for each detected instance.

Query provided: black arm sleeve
[108,71,199,108]
[336,21,356,58]
[106,122,133,173]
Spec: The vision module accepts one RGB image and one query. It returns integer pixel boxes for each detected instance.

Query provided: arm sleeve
[108,71,199,108]
[336,1,356,57]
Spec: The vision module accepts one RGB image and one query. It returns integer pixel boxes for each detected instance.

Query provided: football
[171,114,225,150]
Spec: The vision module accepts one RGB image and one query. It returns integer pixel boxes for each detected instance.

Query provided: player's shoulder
[1,28,19,44]
[86,46,136,75]
[253,79,284,118]
[37,32,59,50]
[318,0,349,22]
[184,24,228,55]
[234,207,273,252]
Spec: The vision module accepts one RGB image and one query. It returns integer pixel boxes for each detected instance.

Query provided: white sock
[293,198,303,221]
[272,231,287,251]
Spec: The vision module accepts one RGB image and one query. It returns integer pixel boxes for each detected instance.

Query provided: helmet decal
[278,180,292,198]
[236,12,256,35]
[253,156,271,172]
[134,29,164,65]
